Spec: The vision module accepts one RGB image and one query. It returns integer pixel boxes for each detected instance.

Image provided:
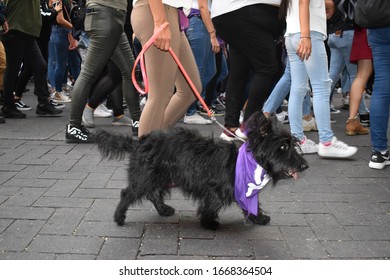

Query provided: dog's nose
[300,163,309,171]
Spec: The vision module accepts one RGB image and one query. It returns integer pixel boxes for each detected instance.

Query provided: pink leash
[131,22,214,118]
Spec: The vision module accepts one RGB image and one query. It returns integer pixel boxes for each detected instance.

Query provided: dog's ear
[245,111,273,140]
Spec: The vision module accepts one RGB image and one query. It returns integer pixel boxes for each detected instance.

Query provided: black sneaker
[359,113,370,127]
[15,99,32,111]
[49,99,66,109]
[369,150,390,170]
[197,105,225,117]
[131,119,139,137]
[0,116,5,124]
[36,101,63,115]
[65,124,95,143]
[1,106,27,118]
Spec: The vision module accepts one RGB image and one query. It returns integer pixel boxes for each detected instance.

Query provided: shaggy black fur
[95,112,308,230]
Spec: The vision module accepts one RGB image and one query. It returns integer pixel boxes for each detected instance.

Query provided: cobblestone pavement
[0,90,389,260]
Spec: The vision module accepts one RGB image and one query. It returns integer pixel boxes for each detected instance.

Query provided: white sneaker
[297,137,318,154]
[183,114,212,125]
[276,111,289,124]
[235,127,248,140]
[302,117,318,132]
[239,110,244,124]
[318,137,357,158]
[82,106,95,128]
[94,104,112,118]
[52,91,71,103]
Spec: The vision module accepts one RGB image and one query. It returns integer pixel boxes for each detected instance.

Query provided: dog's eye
[280,144,289,151]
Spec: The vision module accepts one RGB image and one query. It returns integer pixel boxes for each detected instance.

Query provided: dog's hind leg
[114,188,138,226]
[147,188,175,217]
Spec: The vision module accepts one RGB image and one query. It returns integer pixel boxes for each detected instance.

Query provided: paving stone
[0,195,8,204]
[179,220,215,239]
[97,237,141,260]
[0,220,46,251]
[2,178,56,188]
[180,239,252,257]
[0,252,56,260]
[139,238,179,256]
[75,221,144,238]
[325,202,371,226]
[78,173,112,189]
[344,225,390,240]
[144,224,179,239]
[0,171,17,184]
[252,240,294,259]
[216,225,283,241]
[0,219,13,234]
[4,188,47,207]
[27,235,104,254]
[263,201,329,214]
[55,254,96,260]
[43,179,82,197]
[0,186,22,196]
[267,213,308,226]
[0,206,54,220]
[40,208,87,235]
[305,214,351,241]
[72,188,119,199]
[38,171,88,180]
[13,165,49,179]
[45,159,78,172]
[280,226,329,259]
[33,197,93,208]
[138,255,211,260]
[322,241,390,258]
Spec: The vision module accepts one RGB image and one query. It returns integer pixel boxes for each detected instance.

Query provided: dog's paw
[158,205,175,216]
[114,215,126,226]
[201,220,220,230]
[247,213,271,225]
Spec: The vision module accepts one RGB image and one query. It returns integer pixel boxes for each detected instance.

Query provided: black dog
[95,112,308,230]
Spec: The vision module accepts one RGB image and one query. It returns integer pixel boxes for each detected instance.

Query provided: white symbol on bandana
[246,165,271,197]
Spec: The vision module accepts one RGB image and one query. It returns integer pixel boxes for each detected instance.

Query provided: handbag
[64,3,79,50]
[354,0,390,28]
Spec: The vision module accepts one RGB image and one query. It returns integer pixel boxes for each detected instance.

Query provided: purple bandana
[234,142,271,216]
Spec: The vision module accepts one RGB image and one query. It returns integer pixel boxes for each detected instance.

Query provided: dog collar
[234,142,271,216]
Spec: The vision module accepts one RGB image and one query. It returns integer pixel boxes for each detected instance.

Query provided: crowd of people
[0,0,389,170]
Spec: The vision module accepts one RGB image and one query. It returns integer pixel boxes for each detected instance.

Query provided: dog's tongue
[291,172,299,179]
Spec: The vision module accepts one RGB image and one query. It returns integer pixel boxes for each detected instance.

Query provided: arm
[148,0,171,51]
[325,0,335,19]
[297,0,311,60]
[42,0,62,24]
[52,0,73,29]
[198,0,220,53]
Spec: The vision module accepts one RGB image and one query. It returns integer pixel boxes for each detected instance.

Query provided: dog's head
[244,112,308,183]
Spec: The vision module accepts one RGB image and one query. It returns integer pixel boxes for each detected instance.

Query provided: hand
[54,2,62,12]
[210,36,220,54]
[153,23,171,52]
[297,37,311,61]
[2,20,9,34]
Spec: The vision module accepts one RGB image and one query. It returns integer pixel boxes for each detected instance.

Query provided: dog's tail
[95,130,135,160]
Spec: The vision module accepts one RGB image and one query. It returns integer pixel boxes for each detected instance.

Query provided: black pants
[2,30,50,108]
[213,4,285,127]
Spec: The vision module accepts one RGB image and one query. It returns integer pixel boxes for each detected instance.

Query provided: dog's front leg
[244,206,271,225]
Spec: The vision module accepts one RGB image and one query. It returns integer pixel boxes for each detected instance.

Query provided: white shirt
[285,0,327,36]
[211,0,281,18]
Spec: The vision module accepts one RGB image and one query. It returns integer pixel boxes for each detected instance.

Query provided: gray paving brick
[268,213,308,226]
[14,165,49,179]
[72,188,119,199]
[280,226,329,259]
[263,201,329,214]
[139,238,178,255]
[33,197,94,208]
[2,178,56,188]
[0,252,56,260]
[111,167,130,180]
[0,219,13,234]
[97,237,141,260]
[179,239,252,257]
[78,173,112,189]
[38,171,88,180]
[362,213,390,226]
[0,186,21,196]
[252,240,294,259]
[326,202,371,226]
[138,255,211,260]
[344,225,390,240]
[105,180,127,189]
[70,164,118,173]
[179,220,215,239]
[216,225,283,241]
[43,179,82,197]
[27,235,104,254]
[144,224,179,239]
[46,159,78,172]
[40,208,87,235]
[305,214,351,241]
[0,195,8,204]
[0,206,54,220]
[0,171,17,185]
[322,241,390,258]
[0,165,26,172]
[0,220,45,251]
[55,254,96,260]
[76,221,144,238]
[4,188,46,207]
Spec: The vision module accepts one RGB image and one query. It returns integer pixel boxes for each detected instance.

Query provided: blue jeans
[50,26,71,92]
[185,16,216,116]
[286,31,333,143]
[263,59,312,116]
[367,27,390,152]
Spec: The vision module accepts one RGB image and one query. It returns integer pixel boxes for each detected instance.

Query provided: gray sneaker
[112,115,132,126]
[82,106,95,128]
